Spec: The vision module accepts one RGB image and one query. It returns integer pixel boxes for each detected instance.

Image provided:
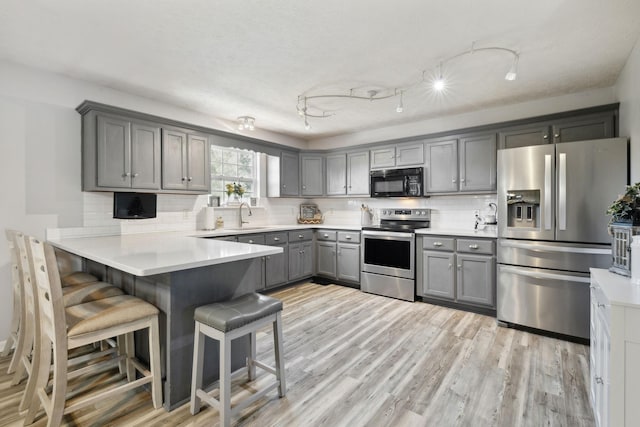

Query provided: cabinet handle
[133,173,139,178]
[188,177,193,181]
[266,256,270,260]
[348,185,352,189]
[273,237,280,242]
[182,177,187,181]
[448,264,452,269]
[248,240,254,244]
[298,234,303,239]
[595,376,603,384]
[460,178,465,183]
[452,179,457,183]
[554,133,560,138]
[302,185,306,189]
[345,235,352,240]
[457,265,462,269]
[323,234,329,238]
[597,303,606,308]
[433,242,443,247]
[469,244,479,249]
[282,184,286,188]
[543,134,549,139]
[122,172,130,178]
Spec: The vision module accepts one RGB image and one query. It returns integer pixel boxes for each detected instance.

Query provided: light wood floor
[0,282,594,427]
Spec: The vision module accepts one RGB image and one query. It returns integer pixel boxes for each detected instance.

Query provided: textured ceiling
[1,0,639,140]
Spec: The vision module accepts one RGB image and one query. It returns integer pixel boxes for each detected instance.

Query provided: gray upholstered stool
[190,293,286,427]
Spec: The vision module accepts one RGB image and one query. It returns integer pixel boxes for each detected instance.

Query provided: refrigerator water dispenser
[506,190,540,229]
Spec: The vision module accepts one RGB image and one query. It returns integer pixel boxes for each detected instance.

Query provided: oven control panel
[379,208,431,220]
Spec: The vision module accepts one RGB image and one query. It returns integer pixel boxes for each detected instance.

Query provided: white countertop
[591,268,640,308]
[49,232,283,276]
[190,224,361,238]
[415,227,498,238]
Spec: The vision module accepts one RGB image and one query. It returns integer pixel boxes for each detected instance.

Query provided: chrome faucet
[238,202,252,228]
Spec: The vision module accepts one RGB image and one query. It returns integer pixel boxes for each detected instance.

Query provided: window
[210,146,257,203]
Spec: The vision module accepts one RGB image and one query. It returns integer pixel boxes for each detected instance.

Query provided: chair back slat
[14,233,36,322]
[27,237,65,345]
[5,229,22,311]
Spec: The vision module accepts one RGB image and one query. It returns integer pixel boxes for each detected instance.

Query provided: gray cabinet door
[186,133,209,192]
[316,241,337,278]
[337,243,360,283]
[396,142,424,167]
[302,241,313,277]
[370,146,395,169]
[421,251,455,300]
[459,133,496,192]
[456,254,494,307]
[551,112,615,143]
[288,242,301,281]
[347,151,370,195]
[326,154,347,195]
[161,129,188,190]
[301,155,324,196]
[97,115,131,188]
[498,124,550,149]
[425,139,458,193]
[281,151,300,196]
[265,244,288,288]
[130,123,161,189]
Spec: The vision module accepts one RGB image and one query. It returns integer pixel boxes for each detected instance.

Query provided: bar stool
[190,293,286,427]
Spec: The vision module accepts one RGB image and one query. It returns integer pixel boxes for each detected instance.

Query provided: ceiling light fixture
[237,116,255,131]
[296,42,519,129]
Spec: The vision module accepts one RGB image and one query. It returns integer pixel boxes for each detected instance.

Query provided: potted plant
[607,182,640,225]
[225,182,245,205]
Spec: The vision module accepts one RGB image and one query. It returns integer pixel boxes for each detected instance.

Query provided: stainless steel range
[361,208,430,301]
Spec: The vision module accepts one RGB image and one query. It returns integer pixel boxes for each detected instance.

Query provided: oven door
[362,230,415,279]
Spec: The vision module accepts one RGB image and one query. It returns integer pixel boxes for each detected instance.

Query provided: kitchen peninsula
[49,232,283,410]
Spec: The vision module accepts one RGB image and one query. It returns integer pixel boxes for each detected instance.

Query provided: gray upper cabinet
[425,134,496,194]
[161,129,210,192]
[325,150,369,196]
[300,154,324,196]
[281,151,300,196]
[370,142,424,169]
[459,134,496,192]
[95,115,161,190]
[498,110,616,149]
[425,139,458,193]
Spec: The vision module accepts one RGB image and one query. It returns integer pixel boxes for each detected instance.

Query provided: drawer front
[338,231,360,243]
[289,229,314,242]
[457,239,495,255]
[265,232,288,245]
[315,230,337,241]
[237,234,266,245]
[422,237,455,251]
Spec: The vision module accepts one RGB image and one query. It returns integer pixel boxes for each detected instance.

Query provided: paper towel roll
[631,236,640,284]
[204,206,216,230]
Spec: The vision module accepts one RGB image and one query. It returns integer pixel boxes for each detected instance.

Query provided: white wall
[616,35,640,182]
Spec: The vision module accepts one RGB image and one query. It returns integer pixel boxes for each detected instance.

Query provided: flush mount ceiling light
[296,42,519,129]
[237,116,255,131]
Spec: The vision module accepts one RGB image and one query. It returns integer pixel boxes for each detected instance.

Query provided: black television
[113,192,157,219]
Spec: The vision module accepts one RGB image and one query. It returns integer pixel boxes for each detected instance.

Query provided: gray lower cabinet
[265,244,288,288]
[288,230,313,281]
[315,230,360,284]
[300,154,324,196]
[94,114,161,190]
[161,129,210,192]
[418,235,495,309]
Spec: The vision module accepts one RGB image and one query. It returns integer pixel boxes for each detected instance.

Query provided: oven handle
[362,230,415,240]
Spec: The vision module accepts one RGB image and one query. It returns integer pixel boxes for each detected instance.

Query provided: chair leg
[248,331,256,381]
[190,322,205,416]
[124,333,136,382]
[220,335,232,427]
[1,333,15,357]
[48,344,69,427]
[149,317,163,409]
[273,312,286,397]
[24,335,52,425]
[11,315,33,385]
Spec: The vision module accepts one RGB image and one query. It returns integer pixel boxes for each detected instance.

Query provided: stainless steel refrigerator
[497,137,628,339]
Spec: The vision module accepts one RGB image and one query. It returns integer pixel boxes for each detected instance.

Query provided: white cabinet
[370,142,424,169]
[325,150,370,196]
[590,269,640,427]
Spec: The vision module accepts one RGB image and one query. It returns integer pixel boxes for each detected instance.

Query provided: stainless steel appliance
[497,137,628,339]
[361,208,430,301]
[370,167,424,197]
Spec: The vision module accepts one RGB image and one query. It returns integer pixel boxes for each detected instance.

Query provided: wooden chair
[24,236,163,427]
[11,231,124,412]
[190,293,286,427]
[3,229,100,375]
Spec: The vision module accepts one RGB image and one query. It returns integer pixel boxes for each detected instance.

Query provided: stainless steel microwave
[370,167,424,197]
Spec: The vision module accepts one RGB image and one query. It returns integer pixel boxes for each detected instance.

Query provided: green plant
[225,182,245,197]
[607,182,640,223]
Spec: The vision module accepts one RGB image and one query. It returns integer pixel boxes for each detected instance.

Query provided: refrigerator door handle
[499,239,612,255]
[544,154,552,230]
[499,265,590,284]
[558,152,567,230]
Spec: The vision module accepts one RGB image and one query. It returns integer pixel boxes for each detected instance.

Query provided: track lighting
[237,116,255,131]
[296,43,520,129]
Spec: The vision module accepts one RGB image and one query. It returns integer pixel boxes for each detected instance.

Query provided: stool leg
[220,335,232,427]
[190,322,205,415]
[124,332,136,382]
[248,331,256,381]
[273,311,286,397]
[149,317,163,409]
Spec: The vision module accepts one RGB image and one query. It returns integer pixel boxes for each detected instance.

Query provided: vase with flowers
[607,182,640,226]
[225,182,245,205]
